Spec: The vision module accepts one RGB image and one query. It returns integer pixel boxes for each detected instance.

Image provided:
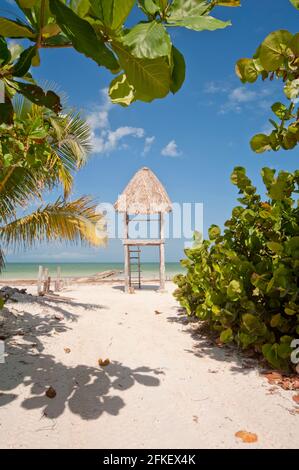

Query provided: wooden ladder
[128,246,141,289]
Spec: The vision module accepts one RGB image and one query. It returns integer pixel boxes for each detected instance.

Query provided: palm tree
[0,98,105,268]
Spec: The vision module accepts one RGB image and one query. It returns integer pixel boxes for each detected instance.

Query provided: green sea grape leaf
[170,46,186,94]
[267,241,283,254]
[167,0,231,31]
[113,42,171,100]
[167,16,231,32]
[227,280,243,301]
[285,237,299,259]
[259,30,293,71]
[89,0,135,31]
[270,313,281,327]
[13,45,36,77]
[50,0,119,72]
[121,21,172,59]
[0,17,35,38]
[271,102,292,120]
[289,33,299,56]
[261,167,275,190]
[235,58,259,83]
[290,0,299,10]
[243,314,266,336]
[220,328,233,343]
[250,134,271,153]
[208,225,221,240]
[0,96,14,124]
[138,0,160,16]
[238,332,257,349]
[18,0,38,6]
[268,172,291,200]
[169,0,210,18]
[284,79,299,100]
[262,343,285,369]
[70,0,92,17]
[109,73,135,106]
[0,37,11,66]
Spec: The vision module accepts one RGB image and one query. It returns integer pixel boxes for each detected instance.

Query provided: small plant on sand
[174,167,299,370]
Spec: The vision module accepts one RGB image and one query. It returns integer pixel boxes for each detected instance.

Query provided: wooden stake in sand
[43,268,49,294]
[37,265,43,296]
[55,266,61,291]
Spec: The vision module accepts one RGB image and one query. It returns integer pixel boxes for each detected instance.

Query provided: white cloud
[89,127,145,154]
[86,89,153,156]
[229,87,257,103]
[219,87,258,114]
[161,140,181,157]
[204,81,229,94]
[203,79,276,115]
[142,136,155,155]
[86,88,112,132]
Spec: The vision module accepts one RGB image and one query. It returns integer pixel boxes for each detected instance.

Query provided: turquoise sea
[0,262,184,280]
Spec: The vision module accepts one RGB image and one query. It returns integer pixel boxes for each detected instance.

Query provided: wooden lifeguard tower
[114,167,172,293]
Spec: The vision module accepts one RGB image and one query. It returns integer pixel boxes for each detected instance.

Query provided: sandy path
[0,282,297,449]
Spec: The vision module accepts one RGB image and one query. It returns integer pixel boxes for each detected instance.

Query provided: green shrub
[174,167,299,370]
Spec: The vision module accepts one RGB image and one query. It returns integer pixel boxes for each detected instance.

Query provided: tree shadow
[0,296,163,421]
[112,284,161,292]
[167,310,262,375]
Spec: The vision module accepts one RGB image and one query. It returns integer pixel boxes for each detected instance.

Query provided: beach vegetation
[0,0,240,121]
[236,0,299,153]
[0,97,104,271]
[174,167,299,370]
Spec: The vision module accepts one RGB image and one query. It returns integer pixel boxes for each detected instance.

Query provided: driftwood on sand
[75,270,123,283]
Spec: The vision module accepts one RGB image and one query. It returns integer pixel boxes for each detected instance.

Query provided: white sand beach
[0,282,298,449]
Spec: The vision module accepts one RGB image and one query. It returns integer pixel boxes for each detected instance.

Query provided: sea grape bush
[174,167,299,370]
[0,0,240,122]
[236,0,299,154]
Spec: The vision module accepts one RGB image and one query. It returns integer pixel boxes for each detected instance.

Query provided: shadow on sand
[167,308,262,375]
[0,293,163,420]
[112,284,161,292]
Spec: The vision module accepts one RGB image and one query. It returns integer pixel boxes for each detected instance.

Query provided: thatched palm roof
[114,167,172,214]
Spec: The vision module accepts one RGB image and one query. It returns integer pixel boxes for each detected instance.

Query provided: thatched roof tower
[115,167,171,293]
[114,167,172,214]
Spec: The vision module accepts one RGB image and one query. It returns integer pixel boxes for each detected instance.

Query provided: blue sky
[4,0,299,263]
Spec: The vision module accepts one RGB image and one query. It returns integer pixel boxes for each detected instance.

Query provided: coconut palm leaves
[1,196,102,248]
[0,100,104,264]
[0,0,240,116]
[1,98,91,198]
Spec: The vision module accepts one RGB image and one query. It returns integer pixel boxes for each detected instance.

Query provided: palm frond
[0,248,5,273]
[50,111,92,171]
[0,196,106,249]
[0,166,43,223]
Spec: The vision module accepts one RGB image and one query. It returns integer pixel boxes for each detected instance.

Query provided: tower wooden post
[159,212,166,291]
[123,212,130,293]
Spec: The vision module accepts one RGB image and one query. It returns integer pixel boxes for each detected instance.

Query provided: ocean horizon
[0,262,184,280]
